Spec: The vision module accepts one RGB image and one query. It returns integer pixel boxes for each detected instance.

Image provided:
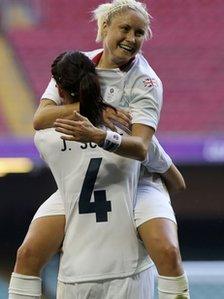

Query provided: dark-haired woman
[35,51,154,298]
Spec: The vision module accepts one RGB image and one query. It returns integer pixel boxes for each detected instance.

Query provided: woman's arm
[33,78,79,130]
[161,164,186,194]
[34,76,132,130]
[33,99,131,131]
[54,112,154,162]
[33,99,78,130]
[114,123,154,161]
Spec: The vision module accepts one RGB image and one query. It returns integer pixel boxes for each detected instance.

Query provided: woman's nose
[126,31,135,43]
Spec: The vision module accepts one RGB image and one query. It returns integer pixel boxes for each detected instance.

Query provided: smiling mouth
[119,44,135,53]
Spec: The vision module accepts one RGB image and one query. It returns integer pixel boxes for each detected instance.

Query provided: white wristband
[100,131,122,152]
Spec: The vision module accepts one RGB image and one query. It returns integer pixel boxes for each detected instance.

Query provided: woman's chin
[113,52,133,66]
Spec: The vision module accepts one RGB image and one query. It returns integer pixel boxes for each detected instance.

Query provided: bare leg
[138,218,183,276]
[138,218,190,298]
[14,215,65,276]
[9,216,65,298]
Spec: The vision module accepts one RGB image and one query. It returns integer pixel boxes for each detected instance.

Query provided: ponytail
[79,73,107,127]
[52,51,114,127]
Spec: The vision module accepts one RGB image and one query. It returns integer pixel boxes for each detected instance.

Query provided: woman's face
[102,9,147,68]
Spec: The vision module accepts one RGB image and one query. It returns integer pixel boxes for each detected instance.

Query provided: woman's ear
[58,85,65,98]
[102,21,108,40]
[58,86,72,104]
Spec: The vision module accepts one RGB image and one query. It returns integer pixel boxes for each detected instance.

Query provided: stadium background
[0,0,223,298]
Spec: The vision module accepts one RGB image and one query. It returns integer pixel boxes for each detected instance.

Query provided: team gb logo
[143,78,157,88]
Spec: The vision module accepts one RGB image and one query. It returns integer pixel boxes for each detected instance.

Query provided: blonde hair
[92,0,152,42]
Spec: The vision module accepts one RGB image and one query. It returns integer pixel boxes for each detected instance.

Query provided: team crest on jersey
[143,78,157,88]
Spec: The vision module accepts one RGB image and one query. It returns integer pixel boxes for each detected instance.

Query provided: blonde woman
[9,1,189,298]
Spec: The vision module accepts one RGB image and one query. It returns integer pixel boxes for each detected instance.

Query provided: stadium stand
[5,0,223,134]
[148,1,224,133]
[0,104,9,137]
[0,34,35,137]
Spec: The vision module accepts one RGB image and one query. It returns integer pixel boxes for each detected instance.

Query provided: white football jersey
[41,49,171,173]
[43,49,163,131]
[34,128,151,283]
[87,49,163,130]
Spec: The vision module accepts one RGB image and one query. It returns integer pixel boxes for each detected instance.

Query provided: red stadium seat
[6,0,224,134]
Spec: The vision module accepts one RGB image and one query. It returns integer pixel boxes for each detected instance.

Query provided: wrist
[98,130,122,152]
[93,128,107,145]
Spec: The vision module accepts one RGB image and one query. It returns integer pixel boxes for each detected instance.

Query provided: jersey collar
[92,51,135,72]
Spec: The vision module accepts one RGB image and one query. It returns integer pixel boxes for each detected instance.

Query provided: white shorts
[56,268,154,299]
[32,190,65,221]
[135,173,177,227]
[32,175,176,227]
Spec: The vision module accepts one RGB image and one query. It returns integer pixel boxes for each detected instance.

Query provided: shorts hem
[136,215,177,228]
[32,213,65,222]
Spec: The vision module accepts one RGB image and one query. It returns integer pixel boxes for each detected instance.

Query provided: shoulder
[135,53,159,76]
[83,48,103,59]
[127,54,162,91]
[41,77,62,104]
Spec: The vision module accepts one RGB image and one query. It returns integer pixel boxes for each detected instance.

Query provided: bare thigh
[14,215,65,275]
[138,218,183,276]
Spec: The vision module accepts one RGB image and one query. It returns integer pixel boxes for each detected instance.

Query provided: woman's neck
[97,52,120,69]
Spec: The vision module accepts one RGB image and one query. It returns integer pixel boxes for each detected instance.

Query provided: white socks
[8,272,41,299]
[8,271,190,299]
[158,273,190,299]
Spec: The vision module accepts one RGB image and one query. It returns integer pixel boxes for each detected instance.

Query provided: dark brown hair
[51,51,111,126]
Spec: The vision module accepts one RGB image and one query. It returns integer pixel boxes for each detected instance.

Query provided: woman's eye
[136,30,145,37]
[121,26,129,32]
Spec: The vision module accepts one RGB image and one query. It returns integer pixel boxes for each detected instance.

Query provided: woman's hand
[103,107,132,131]
[55,111,154,161]
[54,111,106,144]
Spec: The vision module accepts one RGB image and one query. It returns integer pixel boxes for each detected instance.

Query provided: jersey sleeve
[41,77,62,105]
[130,75,163,131]
[143,135,172,173]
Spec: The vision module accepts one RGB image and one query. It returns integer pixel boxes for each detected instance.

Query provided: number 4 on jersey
[79,158,112,222]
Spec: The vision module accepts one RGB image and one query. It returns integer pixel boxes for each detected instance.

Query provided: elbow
[138,146,148,162]
[33,118,41,130]
[33,110,47,130]
[33,116,43,130]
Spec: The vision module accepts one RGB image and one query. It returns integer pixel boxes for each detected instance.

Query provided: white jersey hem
[57,263,154,284]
